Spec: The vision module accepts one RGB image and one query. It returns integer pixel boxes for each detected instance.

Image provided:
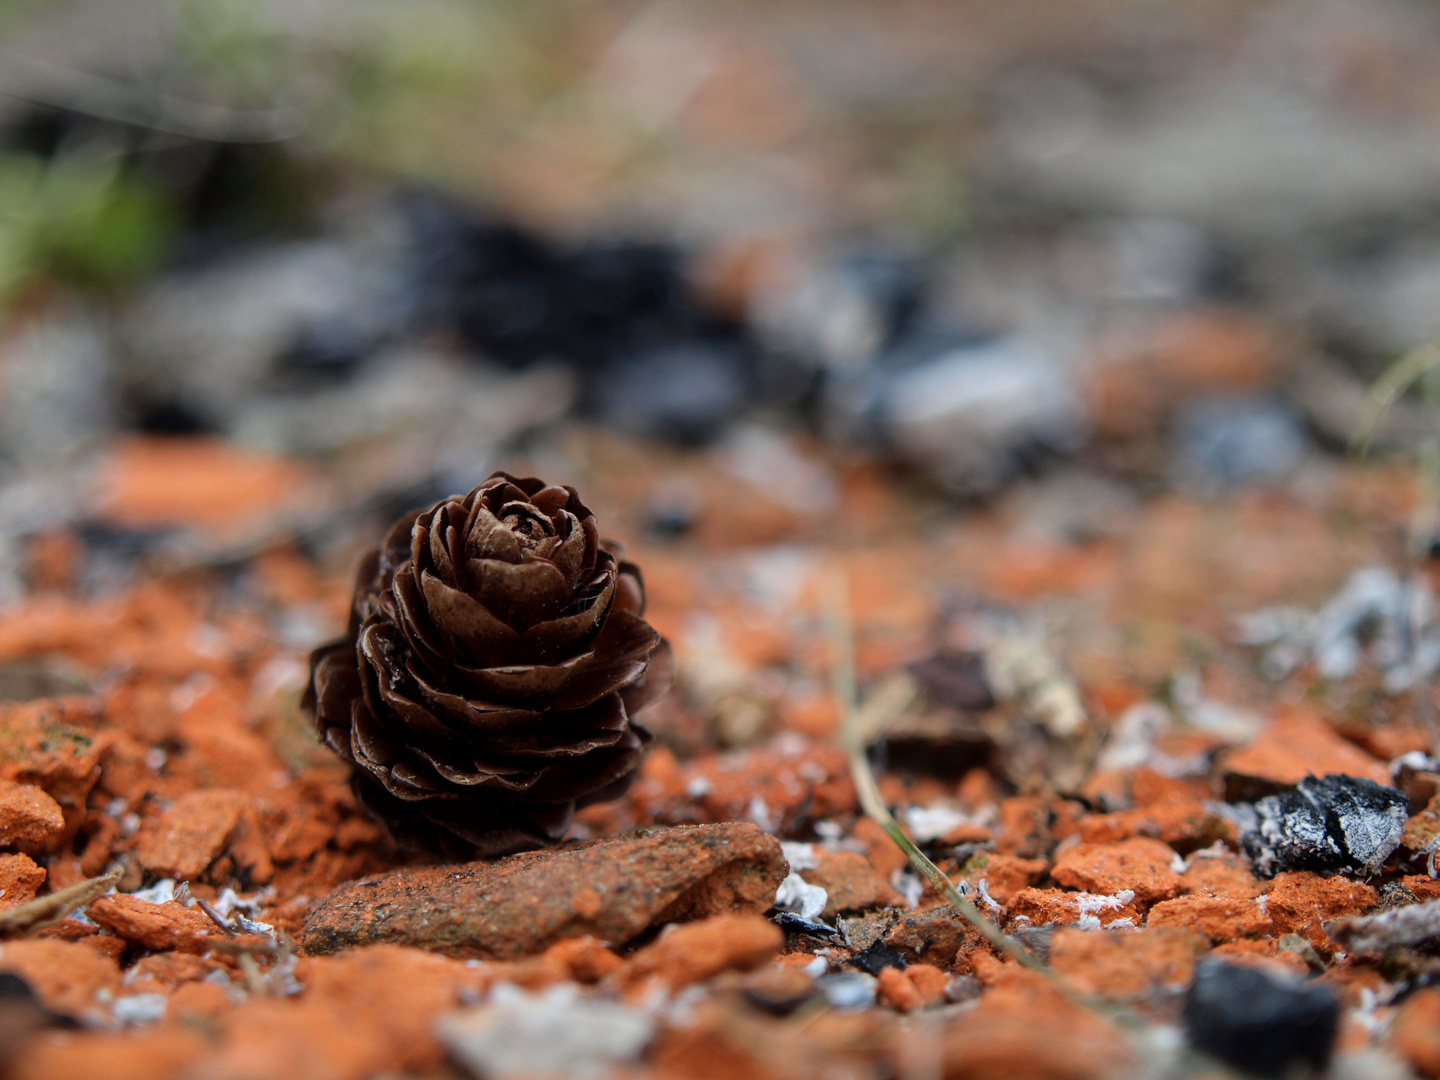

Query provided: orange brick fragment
[1393,987,1440,1078]
[132,789,249,881]
[877,966,924,1011]
[610,913,781,992]
[1147,894,1275,942]
[0,780,65,852]
[0,938,120,1020]
[86,894,219,954]
[1051,837,1185,905]
[1049,926,1205,1001]
[0,852,45,910]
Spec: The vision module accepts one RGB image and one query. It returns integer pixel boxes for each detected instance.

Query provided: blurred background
[3,0,1440,608]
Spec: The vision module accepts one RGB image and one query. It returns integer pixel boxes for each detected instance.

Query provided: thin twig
[823,571,1045,971]
[196,898,238,936]
[0,870,120,937]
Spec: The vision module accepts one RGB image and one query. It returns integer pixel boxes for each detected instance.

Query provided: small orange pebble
[123,952,226,993]
[1220,711,1388,791]
[1146,894,1274,943]
[956,852,1047,905]
[86,894,224,954]
[1008,887,1141,929]
[0,852,45,910]
[131,788,250,881]
[0,938,121,1020]
[10,1029,208,1080]
[1403,875,1440,901]
[1181,851,1264,898]
[169,979,235,1022]
[1262,871,1377,951]
[609,913,781,992]
[32,920,126,962]
[1048,927,1204,1002]
[904,963,949,1006]
[0,780,65,852]
[852,815,909,879]
[1208,938,1310,977]
[94,436,318,533]
[1077,798,1229,850]
[878,965,924,1011]
[1393,987,1440,1078]
[541,935,622,983]
[802,850,903,918]
[1051,837,1186,905]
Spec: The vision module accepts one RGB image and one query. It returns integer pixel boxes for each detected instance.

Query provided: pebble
[85,895,223,954]
[1221,713,1388,799]
[440,985,654,1080]
[1234,774,1409,878]
[131,789,249,881]
[0,853,45,910]
[799,850,902,919]
[0,781,64,852]
[1183,960,1337,1078]
[301,822,785,959]
[608,913,781,992]
[1050,837,1187,905]
[0,939,121,1022]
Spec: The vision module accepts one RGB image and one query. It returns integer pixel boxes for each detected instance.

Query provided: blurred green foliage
[0,152,177,304]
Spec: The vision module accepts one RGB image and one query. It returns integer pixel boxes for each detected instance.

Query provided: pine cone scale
[305,470,670,857]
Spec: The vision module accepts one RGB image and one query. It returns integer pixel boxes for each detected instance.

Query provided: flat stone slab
[300,822,786,959]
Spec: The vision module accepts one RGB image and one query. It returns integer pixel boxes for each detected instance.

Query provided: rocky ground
[6,0,1440,1078]
[2,430,1440,1079]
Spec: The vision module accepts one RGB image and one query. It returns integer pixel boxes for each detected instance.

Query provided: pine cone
[304,472,673,857]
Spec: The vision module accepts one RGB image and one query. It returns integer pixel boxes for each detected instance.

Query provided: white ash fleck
[1391,750,1440,778]
[1237,566,1440,690]
[802,955,828,978]
[659,984,710,1025]
[1328,899,1440,955]
[169,672,214,713]
[976,879,1003,913]
[745,796,777,833]
[440,984,653,1080]
[775,873,828,921]
[111,994,167,1027]
[891,869,924,908]
[1075,889,1136,912]
[684,775,712,798]
[129,879,181,905]
[781,841,819,872]
[1169,852,1187,874]
[816,971,876,1010]
[985,629,1088,738]
[1074,889,1136,929]
[1093,702,1172,773]
[903,804,991,843]
[813,819,867,855]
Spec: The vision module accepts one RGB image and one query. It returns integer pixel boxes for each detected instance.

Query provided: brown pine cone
[304,472,673,857]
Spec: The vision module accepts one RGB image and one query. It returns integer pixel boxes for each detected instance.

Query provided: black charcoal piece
[852,940,908,975]
[1235,773,1409,878]
[1183,960,1337,1078]
[909,650,995,711]
[773,912,841,941]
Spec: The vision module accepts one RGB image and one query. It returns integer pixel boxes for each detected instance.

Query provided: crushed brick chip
[301,822,786,958]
